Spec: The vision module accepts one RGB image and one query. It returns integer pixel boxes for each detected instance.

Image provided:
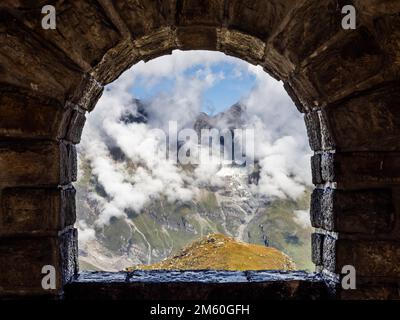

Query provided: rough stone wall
[0,0,399,299]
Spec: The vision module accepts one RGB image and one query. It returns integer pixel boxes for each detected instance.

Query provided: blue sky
[130,60,257,115]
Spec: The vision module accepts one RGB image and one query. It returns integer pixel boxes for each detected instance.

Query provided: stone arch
[0,0,399,299]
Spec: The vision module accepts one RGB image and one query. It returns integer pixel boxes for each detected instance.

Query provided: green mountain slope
[76,157,313,271]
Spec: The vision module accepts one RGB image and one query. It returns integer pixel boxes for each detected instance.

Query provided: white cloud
[78,50,312,227]
[77,220,96,245]
[241,64,312,199]
[294,210,312,229]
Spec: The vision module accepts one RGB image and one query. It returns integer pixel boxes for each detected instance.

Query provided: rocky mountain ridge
[76,100,313,271]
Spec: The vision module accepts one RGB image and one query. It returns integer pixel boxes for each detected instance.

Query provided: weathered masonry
[1,0,400,300]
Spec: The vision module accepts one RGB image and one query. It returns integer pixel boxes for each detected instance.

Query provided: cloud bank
[77,50,312,236]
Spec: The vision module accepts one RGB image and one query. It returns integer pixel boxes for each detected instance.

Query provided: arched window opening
[75,50,313,272]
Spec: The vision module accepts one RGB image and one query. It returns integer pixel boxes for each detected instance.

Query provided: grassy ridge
[128,234,296,271]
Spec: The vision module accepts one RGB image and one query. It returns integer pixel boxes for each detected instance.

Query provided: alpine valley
[76,100,313,272]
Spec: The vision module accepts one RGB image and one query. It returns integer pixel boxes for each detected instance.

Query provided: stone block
[311,154,323,185]
[319,110,335,151]
[334,189,395,234]
[304,111,321,151]
[4,0,121,71]
[310,188,334,230]
[60,143,78,183]
[0,11,83,104]
[133,27,177,62]
[0,229,78,297]
[311,152,400,188]
[333,152,400,189]
[310,189,323,228]
[177,0,225,26]
[227,0,291,41]
[326,83,400,152]
[63,108,87,144]
[115,0,175,38]
[69,74,103,112]
[0,141,77,188]
[311,188,396,235]
[217,28,265,65]
[0,187,76,236]
[0,141,62,187]
[272,0,342,65]
[323,238,400,277]
[91,39,140,85]
[177,26,217,50]
[0,87,66,140]
[321,153,335,182]
[304,110,336,151]
[311,233,325,266]
[302,27,388,105]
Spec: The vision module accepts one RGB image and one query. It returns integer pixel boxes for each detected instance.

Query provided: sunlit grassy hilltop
[127,233,296,271]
